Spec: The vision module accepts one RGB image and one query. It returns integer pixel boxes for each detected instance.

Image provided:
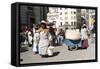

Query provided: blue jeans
[57,35,63,44]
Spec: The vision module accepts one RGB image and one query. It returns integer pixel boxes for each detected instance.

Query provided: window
[60,17,62,20]
[55,9,58,13]
[74,11,76,14]
[60,8,62,10]
[60,22,62,26]
[27,6,33,10]
[65,17,68,20]
[74,22,76,26]
[71,11,73,14]
[27,6,33,13]
[65,12,67,14]
[60,12,62,15]
[74,16,76,19]
[71,22,73,26]
[65,22,68,24]
[71,16,73,19]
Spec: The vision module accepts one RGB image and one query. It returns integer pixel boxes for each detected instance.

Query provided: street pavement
[20,38,95,64]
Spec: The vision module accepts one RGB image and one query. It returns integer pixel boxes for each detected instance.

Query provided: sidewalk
[20,38,95,64]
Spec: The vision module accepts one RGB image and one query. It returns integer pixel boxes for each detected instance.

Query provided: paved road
[20,38,95,64]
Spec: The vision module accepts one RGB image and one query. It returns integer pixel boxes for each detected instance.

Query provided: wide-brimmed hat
[82,24,87,28]
[82,24,86,27]
[40,20,47,24]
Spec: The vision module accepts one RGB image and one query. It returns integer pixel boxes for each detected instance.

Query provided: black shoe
[41,55,48,58]
[29,44,32,47]
[35,52,38,54]
[20,59,23,61]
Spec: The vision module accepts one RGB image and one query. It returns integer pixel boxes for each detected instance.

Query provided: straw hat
[40,20,47,24]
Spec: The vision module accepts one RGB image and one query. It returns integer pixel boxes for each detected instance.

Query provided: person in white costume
[32,27,40,54]
[27,30,33,47]
[81,26,88,40]
[37,22,52,58]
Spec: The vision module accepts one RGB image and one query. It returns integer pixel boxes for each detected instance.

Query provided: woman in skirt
[81,25,88,49]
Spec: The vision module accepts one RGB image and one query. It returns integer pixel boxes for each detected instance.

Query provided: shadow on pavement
[53,52,60,56]
[78,47,88,50]
[20,47,29,53]
[47,52,60,58]
[41,52,60,58]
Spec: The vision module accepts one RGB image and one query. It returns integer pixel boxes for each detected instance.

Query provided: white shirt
[81,28,88,40]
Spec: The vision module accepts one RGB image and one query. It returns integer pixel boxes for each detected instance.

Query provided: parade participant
[81,26,88,40]
[23,26,29,45]
[24,25,33,47]
[57,29,65,45]
[27,28,33,47]
[49,26,56,46]
[33,26,40,54]
[55,28,59,44]
[81,25,88,49]
[37,21,52,58]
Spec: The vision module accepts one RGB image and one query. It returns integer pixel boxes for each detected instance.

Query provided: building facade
[88,9,95,29]
[47,7,96,30]
[47,7,77,29]
[81,9,95,29]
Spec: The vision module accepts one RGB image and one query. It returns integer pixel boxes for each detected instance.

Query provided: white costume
[38,31,52,55]
[33,31,40,52]
[81,28,88,40]
[27,31,33,44]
